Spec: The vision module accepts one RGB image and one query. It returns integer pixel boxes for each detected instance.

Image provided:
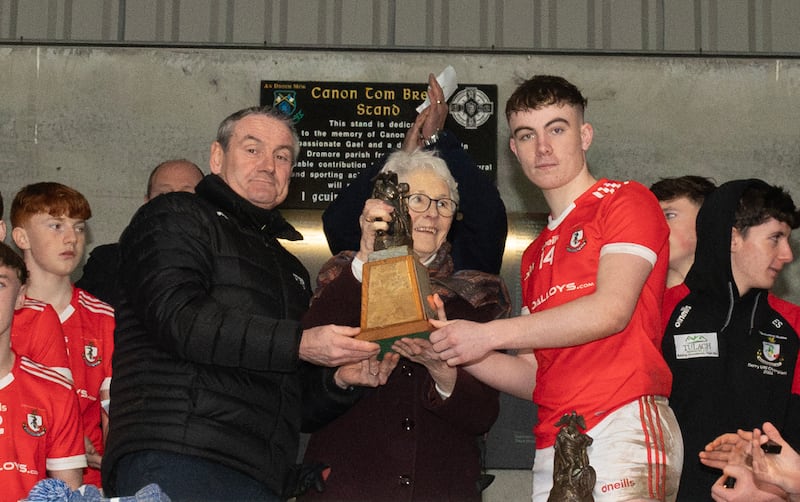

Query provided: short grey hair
[215,106,301,163]
[380,149,459,204]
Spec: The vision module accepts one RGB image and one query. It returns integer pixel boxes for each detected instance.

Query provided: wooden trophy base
[359,252,434,357]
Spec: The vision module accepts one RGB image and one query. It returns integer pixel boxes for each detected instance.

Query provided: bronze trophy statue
[358,171,435,355]
[370,171,412,251]
[548,411,596,502]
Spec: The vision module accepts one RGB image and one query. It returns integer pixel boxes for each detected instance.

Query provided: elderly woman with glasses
[298,145,510,502]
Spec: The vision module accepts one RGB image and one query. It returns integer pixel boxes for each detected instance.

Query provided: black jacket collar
[196,174,303,241]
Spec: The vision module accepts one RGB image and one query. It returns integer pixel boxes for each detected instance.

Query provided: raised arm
[323,74,506,274]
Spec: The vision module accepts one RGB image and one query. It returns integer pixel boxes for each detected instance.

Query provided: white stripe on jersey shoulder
[600,242,658,266]
[21,297,48,312]
[77,289,115,316]
[20,356,74,390]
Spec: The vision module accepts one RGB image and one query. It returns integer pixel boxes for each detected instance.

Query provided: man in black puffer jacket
[102,106,380,501]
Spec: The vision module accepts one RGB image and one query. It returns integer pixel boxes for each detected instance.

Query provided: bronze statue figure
[371,171,413,251]
[548,411,596,502]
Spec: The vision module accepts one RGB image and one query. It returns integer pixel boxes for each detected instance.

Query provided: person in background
[0,240,87,500]
[429,75,682,501]
[101,105,380,501]
[322,73,507,275]
[650,175,717,288]
[144,159,204,199]
[661,179,800,499]
[76,159,204,309]
[11,182,114,489]
[299,146,509,501]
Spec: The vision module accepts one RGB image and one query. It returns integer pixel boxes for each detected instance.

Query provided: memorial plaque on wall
[260,80,497,209]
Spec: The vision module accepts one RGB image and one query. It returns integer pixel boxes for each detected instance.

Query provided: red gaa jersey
[520,179,671,448]
[12,298,71,381]
[58,287,114,487]
[0,355,86,501]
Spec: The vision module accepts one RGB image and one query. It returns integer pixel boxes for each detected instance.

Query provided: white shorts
[532,396,683,502]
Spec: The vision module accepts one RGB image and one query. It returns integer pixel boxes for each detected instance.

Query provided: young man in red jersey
[0,240,86,500]
[430,75,682,501]
[11,182,114,489]
[2,192,70,380]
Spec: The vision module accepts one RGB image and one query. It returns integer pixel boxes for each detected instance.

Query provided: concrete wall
[2,46,799,500]
[2,46,798,298]
[3,0,800,55]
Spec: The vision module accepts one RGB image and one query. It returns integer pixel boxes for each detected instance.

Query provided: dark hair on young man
[505,75,588,121]
[735,180,800,234]
[0,191,4,219]
[10,182,92,228]
[650,175,717,205]
[215,105,300,163]
[0,241,28,285]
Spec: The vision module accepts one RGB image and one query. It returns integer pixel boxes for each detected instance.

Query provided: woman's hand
[356,198,394,262]
[402,73,448,152]
[334,353,400,389]
[392,337,457,396]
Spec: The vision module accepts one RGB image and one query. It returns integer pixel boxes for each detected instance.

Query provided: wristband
[424,131,441,147]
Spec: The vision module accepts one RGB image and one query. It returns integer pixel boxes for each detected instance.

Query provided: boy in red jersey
[430,75,682,500]
[1,191,70,379]
[11,182,114,489]
[0,241,86,500]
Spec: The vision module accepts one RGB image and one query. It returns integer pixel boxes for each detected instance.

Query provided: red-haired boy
[11,182,114,488]
[0,191,69,380]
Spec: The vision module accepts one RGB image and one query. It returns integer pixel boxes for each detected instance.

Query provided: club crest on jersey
[23,410,46,437]
[758,338,783,366]
[567,229,586,253]
[83,342,102,367]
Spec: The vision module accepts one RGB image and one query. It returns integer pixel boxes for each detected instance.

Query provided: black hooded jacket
[662,179,800,500]
[102,174,312,496]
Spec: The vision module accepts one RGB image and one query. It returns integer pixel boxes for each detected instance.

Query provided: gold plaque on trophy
[357,171,436,355]
[360,253,434,347]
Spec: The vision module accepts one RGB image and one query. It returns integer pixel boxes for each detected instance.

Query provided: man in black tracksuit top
[662,179,800,500]
[102,107,379,500]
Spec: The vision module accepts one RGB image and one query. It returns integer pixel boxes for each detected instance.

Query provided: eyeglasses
[405,193,458,217]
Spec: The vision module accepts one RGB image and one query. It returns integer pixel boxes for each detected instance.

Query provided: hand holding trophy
[358,171,436,355]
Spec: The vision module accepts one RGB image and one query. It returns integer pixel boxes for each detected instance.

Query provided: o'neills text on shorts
[600,478,636,494]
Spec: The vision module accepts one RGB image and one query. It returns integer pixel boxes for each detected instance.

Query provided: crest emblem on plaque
[450,87,494,129]
[273,91,297,116]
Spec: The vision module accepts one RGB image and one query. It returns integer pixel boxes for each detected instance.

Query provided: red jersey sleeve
[11,299,71,380]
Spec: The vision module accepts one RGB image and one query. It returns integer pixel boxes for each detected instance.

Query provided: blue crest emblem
[273,91,297,116]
